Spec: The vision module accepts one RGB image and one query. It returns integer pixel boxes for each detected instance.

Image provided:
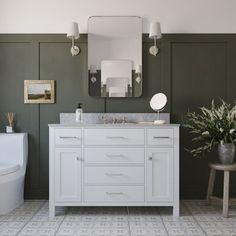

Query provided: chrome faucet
[122,116,127,124]
[101,115,128,124]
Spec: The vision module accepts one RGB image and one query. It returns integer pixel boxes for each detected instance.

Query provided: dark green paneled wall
[0,34,236,199]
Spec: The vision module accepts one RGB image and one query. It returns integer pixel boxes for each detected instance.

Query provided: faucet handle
[122,116,127,124]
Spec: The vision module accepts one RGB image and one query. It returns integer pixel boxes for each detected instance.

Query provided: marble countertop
[48,123,180,127]
[49,113,180,128]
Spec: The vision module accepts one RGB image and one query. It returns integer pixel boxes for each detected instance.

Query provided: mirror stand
[154,108,165,125]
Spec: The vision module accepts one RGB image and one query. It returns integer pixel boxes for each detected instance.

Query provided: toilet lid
[0,163,20,176]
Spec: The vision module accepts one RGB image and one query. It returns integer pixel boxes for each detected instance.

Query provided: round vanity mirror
[150,93,167,111]
[150,93,167,124]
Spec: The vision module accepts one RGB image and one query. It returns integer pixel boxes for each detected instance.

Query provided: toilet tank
[0,133,28,167]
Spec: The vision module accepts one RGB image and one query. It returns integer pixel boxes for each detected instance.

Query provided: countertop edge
[48,123,181,127]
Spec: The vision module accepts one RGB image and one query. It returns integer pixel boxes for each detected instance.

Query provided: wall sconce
[67,22,80,56]
[149,22,162,56]
[90,65,97,83]
[135,65,142,84]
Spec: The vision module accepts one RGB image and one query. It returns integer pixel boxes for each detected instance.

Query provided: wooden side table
[207,163,236,217]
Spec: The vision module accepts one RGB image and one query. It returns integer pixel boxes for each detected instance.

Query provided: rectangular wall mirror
[88,16,142,97]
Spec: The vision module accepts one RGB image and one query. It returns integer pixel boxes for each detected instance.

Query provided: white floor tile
[0,200,236,236]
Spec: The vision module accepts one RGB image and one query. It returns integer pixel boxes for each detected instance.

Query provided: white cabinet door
[55,148,82,202]
[147,148,173,202]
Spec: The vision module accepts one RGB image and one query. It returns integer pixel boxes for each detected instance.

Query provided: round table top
[209,163,236,171]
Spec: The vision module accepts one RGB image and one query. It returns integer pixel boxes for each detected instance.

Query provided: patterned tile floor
[0,200,236,236]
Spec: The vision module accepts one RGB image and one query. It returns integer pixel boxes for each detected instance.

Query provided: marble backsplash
[60,113,170,124]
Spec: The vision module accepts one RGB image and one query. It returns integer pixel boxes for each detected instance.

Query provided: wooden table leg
[223,171,230,217]
[207,168,216,204]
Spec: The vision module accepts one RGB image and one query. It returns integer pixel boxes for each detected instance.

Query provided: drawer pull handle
[106,173,124,177]
[149,157,153,161]
[106,154,125,158]
[106,192,123,195]
[153,136,170,139]
[106,136,126,139]
[59,136,80,139]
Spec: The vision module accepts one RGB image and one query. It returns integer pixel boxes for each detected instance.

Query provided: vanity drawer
[84,166,144,184]
[55,128,82,146]
[84,128,145,146]
[84,147,144,164]
[84,186,144,203]
[147,129,174,146]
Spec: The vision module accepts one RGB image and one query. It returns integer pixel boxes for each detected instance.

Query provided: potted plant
[184,100,236,164]
[6,112,15,133]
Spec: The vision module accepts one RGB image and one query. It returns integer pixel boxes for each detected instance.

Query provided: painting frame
[24,80,55,104]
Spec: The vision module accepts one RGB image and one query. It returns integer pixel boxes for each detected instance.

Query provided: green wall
[0,34,236,199]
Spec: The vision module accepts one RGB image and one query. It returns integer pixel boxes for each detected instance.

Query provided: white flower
[230,129,235,134]
[202,131,209,136]
[231,110,236,120]
[220,128,224,132]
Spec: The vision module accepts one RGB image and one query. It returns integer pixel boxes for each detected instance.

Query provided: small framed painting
[24,80,55,104]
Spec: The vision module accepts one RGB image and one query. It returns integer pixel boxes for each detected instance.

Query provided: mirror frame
[150,93,168,111]
[88,16,143,98]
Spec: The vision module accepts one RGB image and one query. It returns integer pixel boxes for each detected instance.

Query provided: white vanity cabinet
[49,125,179,218]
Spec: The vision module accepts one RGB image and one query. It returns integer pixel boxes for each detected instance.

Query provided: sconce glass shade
[67,22,80,39]
[149,22,162,39]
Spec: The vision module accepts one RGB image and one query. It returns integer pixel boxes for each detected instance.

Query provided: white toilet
[0,133,28,215]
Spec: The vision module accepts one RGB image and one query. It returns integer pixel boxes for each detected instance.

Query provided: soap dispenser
[75,103,83,123]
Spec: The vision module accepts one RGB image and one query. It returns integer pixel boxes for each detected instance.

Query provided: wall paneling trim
[0,34,236,199]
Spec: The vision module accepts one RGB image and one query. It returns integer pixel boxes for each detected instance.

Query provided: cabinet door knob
[77,157,80,161]
[148,157,153,160]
